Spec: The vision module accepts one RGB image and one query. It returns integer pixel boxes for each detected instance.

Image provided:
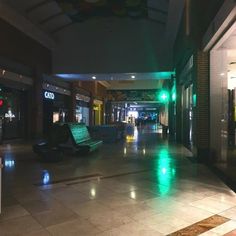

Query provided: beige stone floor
[0,125,236,235]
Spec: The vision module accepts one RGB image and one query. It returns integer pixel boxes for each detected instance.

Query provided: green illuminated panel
[193,94,197,107]
[159,90,169,103]
[68,123,90,144]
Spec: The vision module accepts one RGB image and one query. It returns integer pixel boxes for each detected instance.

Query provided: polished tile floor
[1,125,236,235]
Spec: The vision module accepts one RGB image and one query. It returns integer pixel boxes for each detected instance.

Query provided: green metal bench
[59,123,103,153]
[33,123,103,160]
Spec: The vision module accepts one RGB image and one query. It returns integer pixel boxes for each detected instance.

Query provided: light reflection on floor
[0,125,235,235]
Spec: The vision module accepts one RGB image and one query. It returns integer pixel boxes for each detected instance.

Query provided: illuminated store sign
[5,109,15,121]
[76,94,90,103]
[44,91,55,100]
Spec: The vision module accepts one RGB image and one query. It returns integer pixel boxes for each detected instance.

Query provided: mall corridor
[0,125,236,235]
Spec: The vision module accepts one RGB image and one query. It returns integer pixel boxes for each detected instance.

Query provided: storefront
[42,83,71,134]
[93,99,103,125]
[75,93,90,126]
[179,55,195,150]
[209,21,236,170]
[0,70,32,141]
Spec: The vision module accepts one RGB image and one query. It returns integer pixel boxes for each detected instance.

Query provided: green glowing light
[193,94,197,107]
[155,148,176,196]
[159,91,169,103]
[172,93,176,101]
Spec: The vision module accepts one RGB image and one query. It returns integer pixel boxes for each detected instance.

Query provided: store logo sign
[44,91,55,100]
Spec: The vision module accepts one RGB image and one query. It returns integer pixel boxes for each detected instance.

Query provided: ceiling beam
[148,7,168,15]
[148,18,166,25]
[164,0,185,48]
[50,22,75,34]
[39,12,64,25]
[0,1,55,49]
[26,0,53,14]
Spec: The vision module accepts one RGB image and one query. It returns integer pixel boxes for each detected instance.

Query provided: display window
[43,89,69,134]
[210,22,236,179]
[93,99,103,126]
[75,93,90,126]
[0,86,27,140]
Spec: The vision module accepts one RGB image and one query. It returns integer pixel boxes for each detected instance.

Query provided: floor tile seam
[133,216,172,230]
[93,218,137,235]
[71,184,124,195]
[217,206,236,217]
[48,194,95,213]
[178,180,230,191]
[188,195,236,207]
[0,207,31,224]
[208,198,236,207]
[89,215,135,233]
[188,203,223,214]
[210,219,236,234]
[140,212,191,226]
[34,173,104,187]
[26,194,84,218]
[30,209,80,230]
[45,216,103,234]
[0,214,46,233]
[33,169,153,187]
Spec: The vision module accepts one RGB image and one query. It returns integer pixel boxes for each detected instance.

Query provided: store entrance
[210,22,236,180]
[0,87,28,140]
[43,93,69,135]
[182,84,193,150]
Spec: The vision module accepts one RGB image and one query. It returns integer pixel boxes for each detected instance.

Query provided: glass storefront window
[0,87,27,140]
[210,22,236,180]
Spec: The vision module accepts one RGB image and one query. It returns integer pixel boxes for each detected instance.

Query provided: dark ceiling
[56,0,148,22]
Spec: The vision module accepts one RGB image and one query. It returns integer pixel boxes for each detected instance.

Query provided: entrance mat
[168,215,229,236]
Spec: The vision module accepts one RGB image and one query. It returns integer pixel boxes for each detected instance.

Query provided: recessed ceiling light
[92,76,96,80]
[131,75,135,79]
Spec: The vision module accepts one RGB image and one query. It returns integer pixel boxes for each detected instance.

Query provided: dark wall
[0,19,52,75]
[173,0,224,70]
[190,0,225,42]
[53,18,167,74]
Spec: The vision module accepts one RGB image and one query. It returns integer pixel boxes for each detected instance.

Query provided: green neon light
[172,93,176,101]
[159,90,169,103]
[193,94,197,107]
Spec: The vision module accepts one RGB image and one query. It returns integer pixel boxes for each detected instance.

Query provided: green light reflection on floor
[156,148,176,196]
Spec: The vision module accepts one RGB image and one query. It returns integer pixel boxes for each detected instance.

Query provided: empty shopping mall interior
[0,0,236,235]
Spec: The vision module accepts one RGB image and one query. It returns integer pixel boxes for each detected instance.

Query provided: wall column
[31,67,43,138]
[68,82,77,122]
[176,84,183,143]
[89,95,94,126]
[195,51,210,161]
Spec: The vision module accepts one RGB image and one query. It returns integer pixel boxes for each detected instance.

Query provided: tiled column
[176,84,183,143]
[68,82,77,122]
[89,95,94,126]
[195,51,210,161]
[31,67,43,138]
